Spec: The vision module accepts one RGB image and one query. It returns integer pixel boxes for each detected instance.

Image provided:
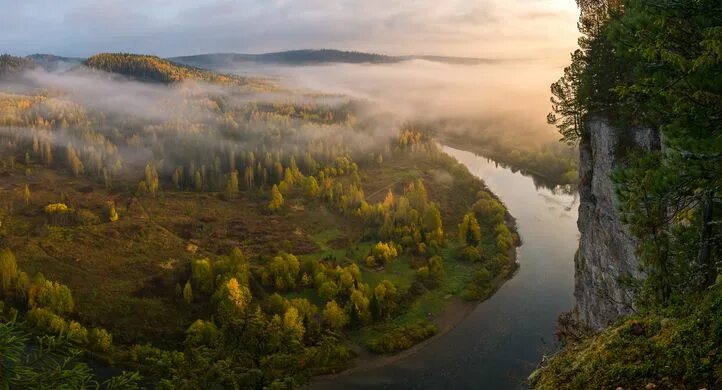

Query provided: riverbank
[311,145,578,389]
[313,244,519,385]
[436,133,577,189]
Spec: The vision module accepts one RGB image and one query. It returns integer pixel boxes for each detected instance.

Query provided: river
[316,145,579,389]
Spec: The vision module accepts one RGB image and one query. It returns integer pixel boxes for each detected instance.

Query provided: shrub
[318,281,339,302]
[460,246,481,262]
[88,327,113,352]
[466,267,492,300]
[366,322,437,354]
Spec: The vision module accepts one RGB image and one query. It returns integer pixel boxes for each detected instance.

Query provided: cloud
[0,0,578,62]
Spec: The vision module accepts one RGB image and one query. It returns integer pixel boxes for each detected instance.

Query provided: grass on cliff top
[532,284,722,390]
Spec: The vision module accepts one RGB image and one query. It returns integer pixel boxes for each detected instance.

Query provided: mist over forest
[218,58,565,142]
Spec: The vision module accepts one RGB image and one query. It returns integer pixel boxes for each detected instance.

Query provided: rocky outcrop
[575,118,660,329]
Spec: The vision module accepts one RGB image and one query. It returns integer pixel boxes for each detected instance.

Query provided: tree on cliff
[552,0,722,306]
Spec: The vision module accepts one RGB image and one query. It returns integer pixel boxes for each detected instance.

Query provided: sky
[1,0,579,61]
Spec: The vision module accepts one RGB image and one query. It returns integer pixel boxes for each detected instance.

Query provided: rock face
[575,118,660,329]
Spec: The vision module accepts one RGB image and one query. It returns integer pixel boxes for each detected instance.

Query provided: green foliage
[318,281,339,302]
[268,184,284,211]
[33,279,74,314]
[0,321,138,389]
[88,327,113,353]
[266,252,300,291]
[213,277,252,323]
[184,319,220,348]
[366,241,399,267]
[84,53,253,86]
[365,321,437,354]
[459,212,481,247]
[0,54,35,77]
[191,258,214,295]
[0,249,17,294]
[533,285,722,389]
[322,300,348,330]
[544,1,722,387]
[466,267,492,300]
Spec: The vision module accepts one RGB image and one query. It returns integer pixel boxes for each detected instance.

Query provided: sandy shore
[314,296,478,382]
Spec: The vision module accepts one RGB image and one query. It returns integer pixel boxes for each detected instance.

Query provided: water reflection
[316,145,579,389]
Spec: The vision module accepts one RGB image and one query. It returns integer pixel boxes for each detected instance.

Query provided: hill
[170,49,500,68]
[0,54,36,77]
[27,54,84,72]
[83,53,267,87]
[171,49,398,68]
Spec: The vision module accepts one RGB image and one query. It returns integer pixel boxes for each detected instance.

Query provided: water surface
[317,145,579,389]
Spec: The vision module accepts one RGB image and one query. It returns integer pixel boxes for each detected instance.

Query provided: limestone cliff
[575,118,660,329]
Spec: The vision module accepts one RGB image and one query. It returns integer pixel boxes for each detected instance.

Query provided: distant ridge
[27,54,84,72]
[170,49,501,68]
[83,53,256,86]
[0,54,36,77]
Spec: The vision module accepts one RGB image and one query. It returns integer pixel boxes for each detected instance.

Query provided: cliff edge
[575,118,660,329]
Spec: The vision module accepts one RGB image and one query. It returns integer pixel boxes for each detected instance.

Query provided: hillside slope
[170,49,499,68]
[0,54,36,77]
[531,284,722,389]
[84,53,270,88]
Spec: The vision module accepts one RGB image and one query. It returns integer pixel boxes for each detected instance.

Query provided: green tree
[226,170,239,198]
[304,176,320,197]
[323,300,348,330]
[183,281,193,303]
[0,249,17,293]
[191,258,214,295]
[268,184,284,211]
[318,281,339,302]
[267,253,300,291]
[214,277,252,322]
[87,328,113,353]
[459,212,481,247]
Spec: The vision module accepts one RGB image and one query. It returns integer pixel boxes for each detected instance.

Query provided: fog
[0,54,571,169]
[219,59,565,144]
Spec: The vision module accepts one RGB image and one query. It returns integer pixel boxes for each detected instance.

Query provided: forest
[535,0,722,388]
[0,53,520,388]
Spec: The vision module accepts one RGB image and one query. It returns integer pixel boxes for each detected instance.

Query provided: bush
[367,242,398,267]
[318,281,339,302]
[88,327,113,352]
[466,267,492,300]
[185,319,220,347]
[366,322,437,354]
[459,246,481,262]
[33,280,74,314]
